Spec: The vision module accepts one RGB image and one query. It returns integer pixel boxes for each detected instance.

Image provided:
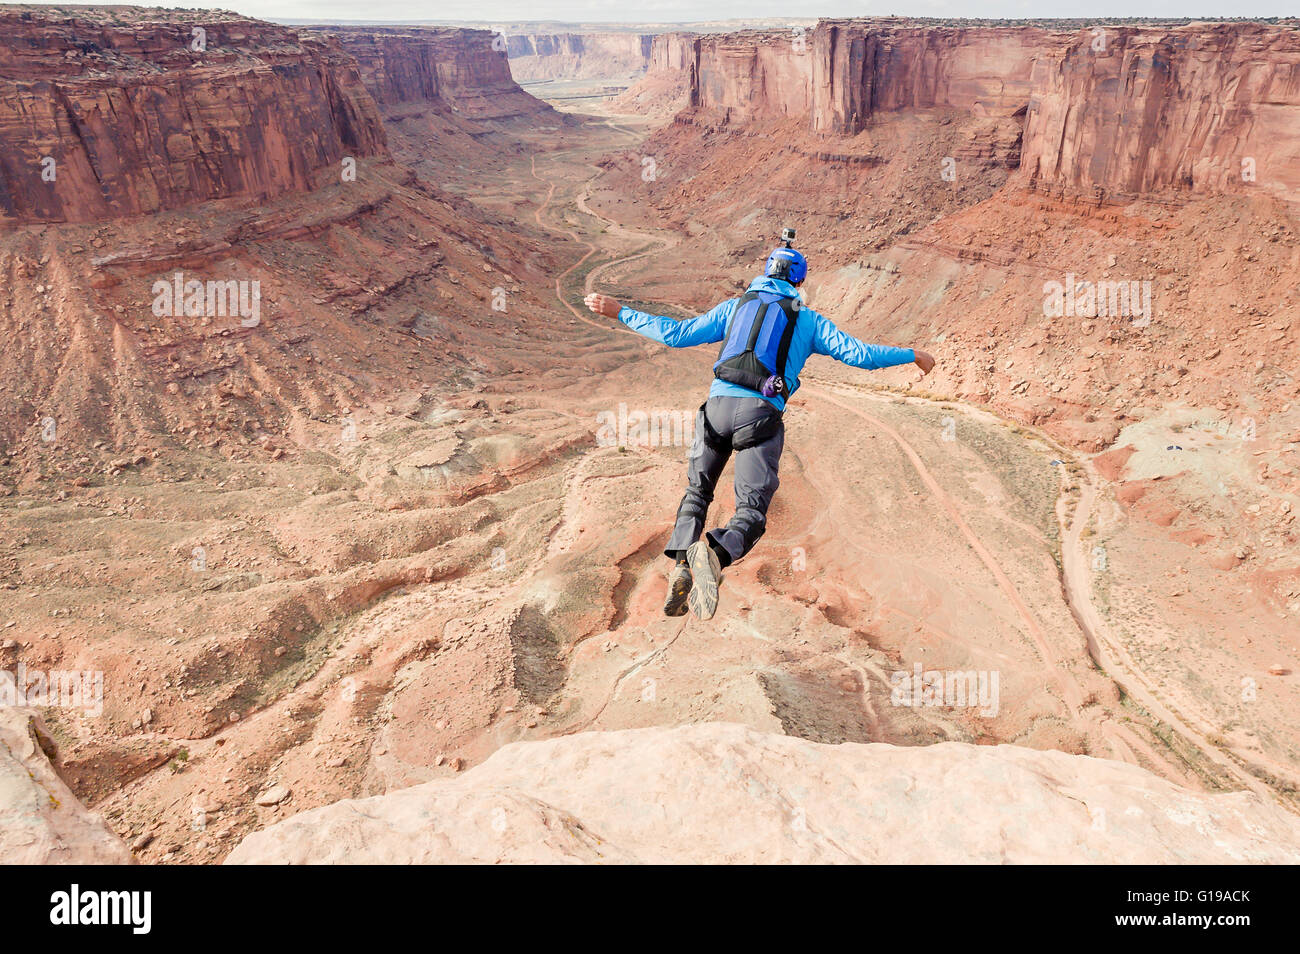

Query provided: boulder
[0,708,133,864]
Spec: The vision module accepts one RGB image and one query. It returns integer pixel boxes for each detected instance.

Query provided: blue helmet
[765,245,807,284]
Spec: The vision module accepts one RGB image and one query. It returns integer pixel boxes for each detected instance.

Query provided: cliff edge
[227,723,1300,864]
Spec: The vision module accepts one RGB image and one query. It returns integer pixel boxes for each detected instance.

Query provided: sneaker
[663,563,692,617]
[685,540,723,621]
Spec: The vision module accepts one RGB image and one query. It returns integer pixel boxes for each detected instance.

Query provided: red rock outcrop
[693,30,813,122]
[641,18,1300,204]
[613,33,696,116]
[1017,23,1300,204]
[0,7,387,225]
[0,9,568,477]
[227,723,1300,864]
[649,32,697,74]
[0,708,134,863]
[634,19,1050,129]
[505,32,654,81]
[315,27,555,122]
[812,21,1051,132]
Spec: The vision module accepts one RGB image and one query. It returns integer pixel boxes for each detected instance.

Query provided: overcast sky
[43,1,1300,23]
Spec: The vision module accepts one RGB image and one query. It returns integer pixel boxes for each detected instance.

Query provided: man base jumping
[585,228,934,620]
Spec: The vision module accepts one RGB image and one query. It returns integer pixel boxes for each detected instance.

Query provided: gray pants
[665,395,784,567]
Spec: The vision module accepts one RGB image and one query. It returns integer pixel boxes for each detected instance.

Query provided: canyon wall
[0,9,387,225]
[812,22,1050,132]
[611,32,697,117]
[649,32,698,74]
[506,32,654,81]
[1018,23,1300,203]
[662,18,1300,203]
[317,27,553,122]
[694,31,813,121]
[669,20,1048,129]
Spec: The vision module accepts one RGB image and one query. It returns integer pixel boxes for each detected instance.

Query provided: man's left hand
[585,292,621,319]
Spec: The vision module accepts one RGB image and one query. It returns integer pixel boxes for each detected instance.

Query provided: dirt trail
[531,153,603,334]
[529,121,676,337]
[809,385,1084,714]
[1059,466,1286,799]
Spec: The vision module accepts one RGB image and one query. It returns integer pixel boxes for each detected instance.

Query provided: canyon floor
[4,98,1297,863]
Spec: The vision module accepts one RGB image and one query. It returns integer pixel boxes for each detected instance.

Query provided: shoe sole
[663,574,691,617]
[685,541,721,621]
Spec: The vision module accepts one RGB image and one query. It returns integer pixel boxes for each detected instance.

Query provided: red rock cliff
[668,18,1300,203]
[812,22,1050,132]
[0,7,387,225]
[614,32,698,117]
[693,30,812,122]
[1018,23,1300,203]
[316,27,554,122]
[649,32,697,74]
[505,32,654,81]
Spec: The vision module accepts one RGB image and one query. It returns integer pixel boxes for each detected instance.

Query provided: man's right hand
[914,349,936,376]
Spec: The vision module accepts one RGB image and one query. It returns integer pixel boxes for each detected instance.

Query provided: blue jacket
[615,275,916,411]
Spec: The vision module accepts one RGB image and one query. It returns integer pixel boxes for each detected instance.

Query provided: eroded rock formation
[812,22,1049,132]
[649,31,697,73]
[694,31,813,121]
[1018,23,1300,203]
[0,7,387,224]
[315,26,554,122]
[612,32,697,116]
[641,18,1300,203]
[0,707,134,864]
[227,723,1300,864]
[506,32,654,81]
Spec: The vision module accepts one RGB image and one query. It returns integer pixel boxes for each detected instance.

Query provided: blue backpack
[713,290,800,398]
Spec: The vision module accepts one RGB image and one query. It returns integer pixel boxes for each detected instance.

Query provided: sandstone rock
[1019,24,1300,204]
[314,27,556,123]
[814,21,1048,133]
[692,31,813,122]
[646,19,1298,206]
[226,723,1300,864]
[0,9,386,224]
[506,32,654,82]
[254,785,291,807]
[0,708,133,864]
[1208,550,1242,571]
[614,33,697,116]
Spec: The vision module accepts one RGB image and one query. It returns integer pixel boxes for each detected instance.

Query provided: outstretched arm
[812,311,935,376]
[585,292,732,348]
